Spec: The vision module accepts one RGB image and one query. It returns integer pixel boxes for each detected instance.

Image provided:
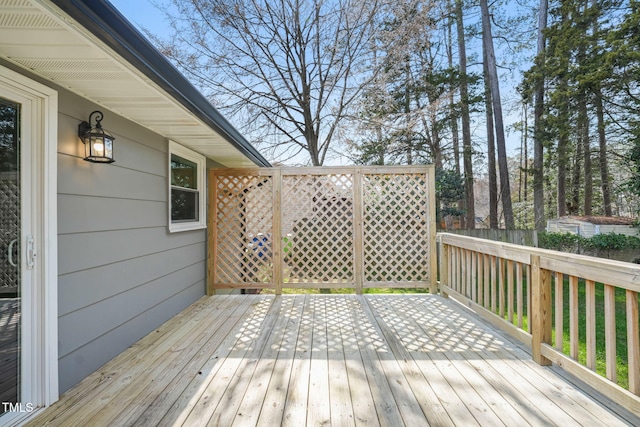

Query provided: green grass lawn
[553,280,636,390]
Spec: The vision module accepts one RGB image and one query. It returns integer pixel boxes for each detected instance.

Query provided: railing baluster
[569,276,584,362]
[555,272,563,351]
[447,244,452,294]
[477,251,484,307]
[463,249,469,297]
[499,258,505,318]
[586,280,596,370]
[483,254,490,310]
[627,289,640,395]
[508,259,514,324]
[517,262,523,329]
[471,250,477,303]
[490,256,497,313]
[604,284,617,383]
[454,247,460,293]
[527,264,531,333]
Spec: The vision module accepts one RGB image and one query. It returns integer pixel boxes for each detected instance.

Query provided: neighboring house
[0,0,269,424]
[546,216,637,238]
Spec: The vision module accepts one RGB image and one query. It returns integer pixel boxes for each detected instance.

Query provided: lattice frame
[209,166,436,293]
[213,173,274,286]
[362,173,429,285]
[282,173,354,284]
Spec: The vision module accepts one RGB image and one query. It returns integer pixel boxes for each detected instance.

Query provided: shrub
[538,232,583,252]
[539,232,640,252]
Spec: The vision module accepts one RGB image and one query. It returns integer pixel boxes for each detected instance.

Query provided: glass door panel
[0,98,20,414]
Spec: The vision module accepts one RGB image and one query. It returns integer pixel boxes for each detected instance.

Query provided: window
[169,141,206,232]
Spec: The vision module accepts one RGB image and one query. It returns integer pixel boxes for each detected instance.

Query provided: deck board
[26,294,640,427]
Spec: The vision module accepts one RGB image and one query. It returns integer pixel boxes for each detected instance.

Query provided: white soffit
[0,0,260,167]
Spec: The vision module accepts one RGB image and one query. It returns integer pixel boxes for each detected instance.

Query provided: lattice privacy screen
[213,174,273,284]
[210,166,436,293]
[363,174,429,283]
[283,173,354,284]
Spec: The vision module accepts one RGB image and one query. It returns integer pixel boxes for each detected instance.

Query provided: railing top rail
[438,232,640,292]
[438,233,532,264]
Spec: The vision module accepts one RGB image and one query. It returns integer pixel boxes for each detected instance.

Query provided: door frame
[0,64,58,424]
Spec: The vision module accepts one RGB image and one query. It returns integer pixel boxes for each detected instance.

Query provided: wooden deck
[0,298,19,409]
[28,294,639,426]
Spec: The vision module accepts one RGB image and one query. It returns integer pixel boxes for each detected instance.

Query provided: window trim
[168,140,206,232]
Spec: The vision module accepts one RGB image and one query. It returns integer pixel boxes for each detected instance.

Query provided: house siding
[14,81,220,398]
[0,57,231,393]
[55,88,214,392]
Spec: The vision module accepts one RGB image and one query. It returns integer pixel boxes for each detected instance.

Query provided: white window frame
[168,140,206,232]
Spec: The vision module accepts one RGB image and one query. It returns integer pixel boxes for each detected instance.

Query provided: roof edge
[49,0,271,167]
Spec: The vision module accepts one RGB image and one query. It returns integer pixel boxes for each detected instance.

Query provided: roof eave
[49,0,270,167]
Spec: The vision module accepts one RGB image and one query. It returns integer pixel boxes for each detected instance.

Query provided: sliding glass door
[0,98,21,415]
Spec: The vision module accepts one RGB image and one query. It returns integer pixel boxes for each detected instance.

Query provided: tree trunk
[571,122,582,215]
[557,89,569,217]
[533,0,548,230]
[483,43,499,229]
[447,2,461,176]
[589,0,611,216]
[455,0,475,229]
[523,102,529,225]
[480,0,515,229]
[581,98,592,215]
[556,6,570,218]
[595,88,612,215]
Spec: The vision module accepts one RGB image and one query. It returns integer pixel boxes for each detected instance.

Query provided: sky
[109,0,166,35]
[107,0,525,165]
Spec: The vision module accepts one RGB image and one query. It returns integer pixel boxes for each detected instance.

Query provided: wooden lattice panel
[209,166,436,293]
[214,174,273,284]
[282,174,354,284]
[362,174,428,284]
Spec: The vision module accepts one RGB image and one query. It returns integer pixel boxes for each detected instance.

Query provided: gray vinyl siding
[56,88,210,392]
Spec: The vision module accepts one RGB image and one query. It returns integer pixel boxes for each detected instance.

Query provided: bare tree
[155,0,381,165]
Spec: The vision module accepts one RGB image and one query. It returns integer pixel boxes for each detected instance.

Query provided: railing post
[439,237,449,298]
[354,169,364,295]
[207,169,217,296]
[531,254,552,365]
[273,168,283,295]
[427,166,437,294]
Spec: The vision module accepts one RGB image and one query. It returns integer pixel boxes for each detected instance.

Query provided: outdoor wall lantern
[78,110,115,163]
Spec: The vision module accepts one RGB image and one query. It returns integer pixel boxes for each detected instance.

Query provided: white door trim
[0,64,58,425]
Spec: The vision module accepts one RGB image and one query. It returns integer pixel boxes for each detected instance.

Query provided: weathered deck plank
[25,294,640,427]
